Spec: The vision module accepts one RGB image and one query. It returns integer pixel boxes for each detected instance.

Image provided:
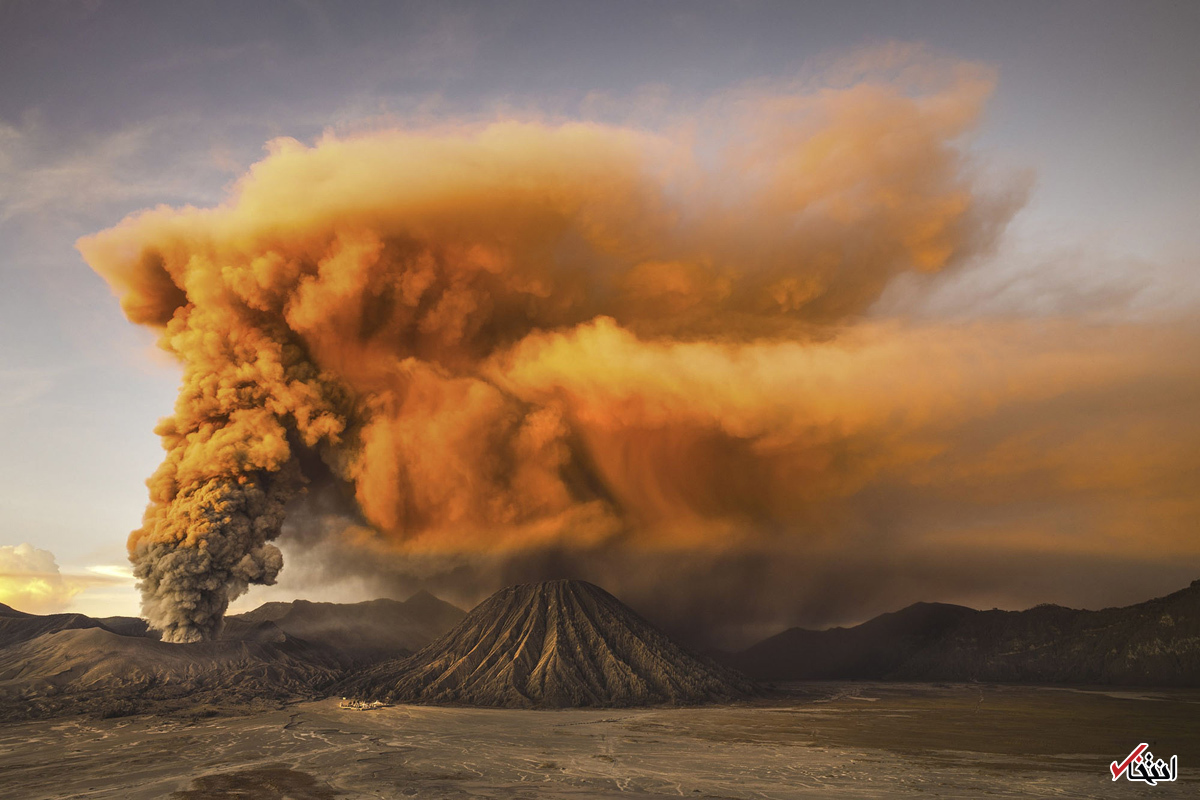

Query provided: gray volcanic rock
[342,580,758,707]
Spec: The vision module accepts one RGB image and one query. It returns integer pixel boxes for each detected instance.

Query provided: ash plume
[79,58,1022,642]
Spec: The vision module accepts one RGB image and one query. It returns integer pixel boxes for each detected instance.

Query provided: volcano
[341,580,758,708]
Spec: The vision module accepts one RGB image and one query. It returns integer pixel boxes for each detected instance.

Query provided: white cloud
[85,564,135,581]
[0,543,82,614]
[0,545,141,616]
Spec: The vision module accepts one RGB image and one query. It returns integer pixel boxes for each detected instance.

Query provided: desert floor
[1,683,1197,798]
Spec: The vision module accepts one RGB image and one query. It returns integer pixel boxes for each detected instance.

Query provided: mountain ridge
[719,579,1200,685]
[0,590,467,721]
[227,591,466,661]
[4,578,1199,723]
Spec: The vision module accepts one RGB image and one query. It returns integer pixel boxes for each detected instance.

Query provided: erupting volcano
[76,66,1021,642]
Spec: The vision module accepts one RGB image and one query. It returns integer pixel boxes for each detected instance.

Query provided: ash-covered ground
[2,683,1196,799]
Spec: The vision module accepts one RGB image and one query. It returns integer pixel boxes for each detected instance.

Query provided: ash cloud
[80,52,1198,643]
[264,318,1200,648]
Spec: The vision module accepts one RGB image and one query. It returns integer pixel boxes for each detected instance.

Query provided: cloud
[79,53,1020,641]
[874,240,1200,324]
[0,543,83,614]
[264,315,1200,647]
[76,46,1200,644]
[85,564,136,581]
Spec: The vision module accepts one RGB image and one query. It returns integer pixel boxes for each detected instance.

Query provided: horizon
[5,572,1197,650]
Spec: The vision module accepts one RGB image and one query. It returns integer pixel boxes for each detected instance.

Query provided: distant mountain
[0,602,110,647]
[96,616,154,638]
[342,580,759,708]
[8,576,1194,722]
[719,579,1200,686]
[0,620,347,722]
[0,590,465,721]
[228,591,465,661]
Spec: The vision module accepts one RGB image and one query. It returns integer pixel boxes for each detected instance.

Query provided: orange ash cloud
[78,64,1029,641]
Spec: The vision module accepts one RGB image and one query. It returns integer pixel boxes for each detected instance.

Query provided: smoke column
[80,58,1018,642]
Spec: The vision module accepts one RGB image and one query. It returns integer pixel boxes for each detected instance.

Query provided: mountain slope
[722,579,1200,686]
[723,602,977,681]
[0,623,348,721]
[0,590,465,721]
[342,580,758,708]
[229,591,465,660]
[0,607,109,648]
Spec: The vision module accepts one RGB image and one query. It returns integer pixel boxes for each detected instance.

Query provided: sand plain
[0,683,1196,799]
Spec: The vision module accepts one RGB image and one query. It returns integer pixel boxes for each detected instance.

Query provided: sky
[0,1,1197,645]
